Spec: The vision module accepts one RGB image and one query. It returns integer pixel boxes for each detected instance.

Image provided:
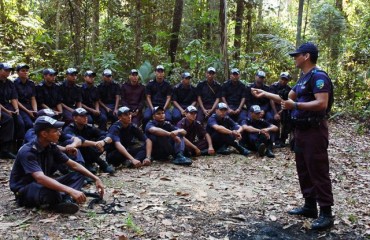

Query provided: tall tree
[219,0,228,80]
[134,0,142,66]
[233,0,244,60]
[91,0,100,66]
[245,0,254,53]
[296,0,304,47]
[169,0,184,63]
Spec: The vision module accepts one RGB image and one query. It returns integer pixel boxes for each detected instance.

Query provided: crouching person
[240,105,278,158]
[9,116,104,214]
[206,103,250,156]
[145,106,192,166]
[106,106,152,168]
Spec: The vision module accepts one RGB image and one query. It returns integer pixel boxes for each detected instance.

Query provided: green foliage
[123,213,143,235]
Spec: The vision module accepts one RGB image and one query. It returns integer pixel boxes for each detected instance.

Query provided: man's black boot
[233,143,251,156]
[172,152,192,166]
[257,143,266,157]
[288,198,318,218]
[266,145,275,158]
[216,145,232,155]
[311,206,334,230]
[54,196,79,214]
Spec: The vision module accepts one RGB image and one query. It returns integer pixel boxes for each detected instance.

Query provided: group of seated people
[1,62,293,213]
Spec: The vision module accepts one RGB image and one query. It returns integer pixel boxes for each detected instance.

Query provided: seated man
[9,116,104,214]
[106,106,152,168]
[145,106,192,166]
[0,103,16,159]
[206,103,250,156]
[63,108,115,174]
[176,106,214,156]
[240,105,278,158]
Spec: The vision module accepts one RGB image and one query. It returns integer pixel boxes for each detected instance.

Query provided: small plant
[124,213,143,235]
[348,214,358,224]
[87,210,97,218]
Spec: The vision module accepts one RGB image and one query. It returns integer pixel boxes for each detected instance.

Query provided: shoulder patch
[316,79,325,89]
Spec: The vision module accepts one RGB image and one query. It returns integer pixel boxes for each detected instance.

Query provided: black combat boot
[172,152,192,166]
[233,142,250,156]
[265,144,275,158]
[257,143,266,157]
[311,206,334,230]
[216,145,232,155]
[288,198,318,218]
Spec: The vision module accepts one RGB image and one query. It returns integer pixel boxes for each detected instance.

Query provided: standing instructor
[252,42,334,230]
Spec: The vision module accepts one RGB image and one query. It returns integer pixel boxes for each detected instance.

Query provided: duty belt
[292,117,325,130]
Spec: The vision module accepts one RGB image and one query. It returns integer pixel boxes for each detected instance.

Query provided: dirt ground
[0,118,369,240]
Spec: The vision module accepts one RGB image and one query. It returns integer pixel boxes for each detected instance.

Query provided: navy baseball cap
[280,72,291,80]
[37,109,57,118]
[217,102,228,110]
[250,105,262,114]
[130,69,139,74]
[117,106,131,116]
[42,68,57,75]
[181,72,192,79]
[152,106,164,115]
[16,63,30,71]
[289,42,318,57]
[66,68,78,75]
[156,65,165,71]
[72,108,88,116]
[185,105,198,113]
[256,70,266,78]
[84,70,96,77]
[207,67,216,73]
[0,63,14,71]
[103,69,112,76]
[231,68,240,74]
[34,116,65,134]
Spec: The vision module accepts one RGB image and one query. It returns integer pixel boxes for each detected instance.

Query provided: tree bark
[91,0,100,66]
[169,0,184,63]
[55,0,62,50]
[68,0,82,67]
[336,0,343,12]
[295,0,304,47]
[245,0,253,53]
[303,0,310,41]
[233,0,244,60]
[219,0,228,81]
[134,0,142,66]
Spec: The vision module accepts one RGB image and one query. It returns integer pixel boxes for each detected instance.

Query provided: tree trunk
[219,0,228,81]
[134,0,142,66]
[0,0,7,24]
[336,0,343,12]
[295,0,304,47]
[302,0,310,41]
[257,0,263,23]
[233,0,244,60]
[55,0,62,50]
[169,0,184,63]
[68,0,82,67]
[245,0,253,53]
[91,0,100,66]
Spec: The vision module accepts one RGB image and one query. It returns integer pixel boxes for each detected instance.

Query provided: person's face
[230,73,240,82]
[216,108,227,118]
[251,112,262,120]
[43,128,61,143]
[153,110,165,122]
[185,111,197,121]
[18,68,29,79]
[155,69,165,81]
[0,69,11,78]
[129,73,139,84]
[255,76,265,85]
[103,74,112,82]
[206,71,215,81]
[84,76,95,85]
[293,53,308,68]
[182,77,191,86]
[44,74,56,83]
[279,78,289,86]
[74,115,88,125]
[66,73,77,82]
[118,112,132,125]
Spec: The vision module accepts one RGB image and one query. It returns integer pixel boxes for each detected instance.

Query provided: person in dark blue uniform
[106,106,152,168]
[206,103,250,156]
[9,116,104,214]
[143,65,172,128]
[59,68,82,125]
[121,69,146,126]
[269,72,293,147]
[145,106,192,166]
[97,69,120,130]
[171,72,197,124]
[81,70,106,130]
[0,63,25,142]
[221,68,247,123]
[245,71,274,123]
[251,42,334,230]
[240,105,278,158]
[0,103,16,159]
[63,108,115,174]
[36,68,63,116]
[176,106,215,156]
[196,67,222,123]
[14,64,38,131]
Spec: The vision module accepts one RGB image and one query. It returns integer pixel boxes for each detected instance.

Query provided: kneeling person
[145,106,192,165]
[9,116,104,214]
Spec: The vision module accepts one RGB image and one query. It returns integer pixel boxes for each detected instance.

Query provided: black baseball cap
[250,105,262,114]
[0,63,14,71]
[185,105,198,113]
[152,106,164,115]
[42,68,57,75]
[66,68,78,75]
[117,106,131,116]
[34,116,65,134]
[72,108,88,116]
[289,42,319,57]
[280,72,291,80]
[84,70,96,77]
[130,69,139,75]
[37,109,57,118]
[16,63,30,72]
[181,72,192,79]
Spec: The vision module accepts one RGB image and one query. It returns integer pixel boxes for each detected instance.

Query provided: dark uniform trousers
[3,104,25,140]
[185,138,208,156]
[107,144,146,167]
[196,104,214,123]
[15,172,85,208]
[0,112,14,151]
[99,103,117,130]
[210,131,238,151]
[19,103,34,131]
[149,135,185,160]
[172,105,187,125]
[242,131,275,151]
[80,147,107,169]
[294,120,333,207]
[228,105,247,123]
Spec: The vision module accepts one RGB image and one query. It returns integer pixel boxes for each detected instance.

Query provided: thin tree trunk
[134,0,142,66]
[296,0,304,47]
[220,0,228,81]
[233,0,244,60]
[169,0,184,63]
[91,0,100,66]
[245,0,253,53]
[336,0,343,12]
[257,0,263,23]
[68,0,82,66]
[55,0,62,50]
[302,0,310,41]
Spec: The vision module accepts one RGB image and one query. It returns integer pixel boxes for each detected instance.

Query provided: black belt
[292,117,325,130]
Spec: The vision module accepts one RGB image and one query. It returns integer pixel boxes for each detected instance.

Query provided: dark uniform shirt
[14,78,36,107]
[59,80,82,108]
[241,118,271,129]
[222,80,246,106]
[0,79,18,105]
[196,80,222,106]
[145,79,172,107]
[269,82,292,99]
[245,82,271,110]
[97,81,120,104]
[36,81,62,109]
[292,68,332,119]
[176,118,206,142]
[145,120,177,138]
[81,83,100,108]
[9,140,69,192]
[121,82,145,110]
[64,123,106,142]
[172,83,197,107]
[206,114,240,135]
[107,121,146,152]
